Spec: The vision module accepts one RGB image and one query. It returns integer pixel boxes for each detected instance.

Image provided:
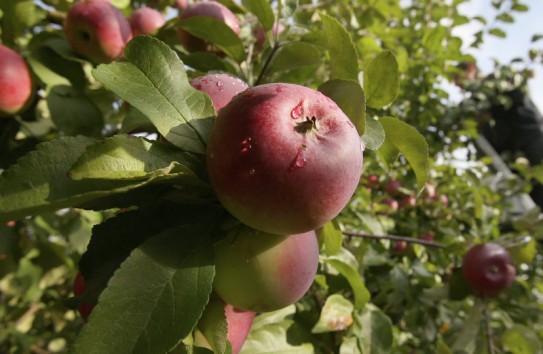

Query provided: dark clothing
[478,88,543,209]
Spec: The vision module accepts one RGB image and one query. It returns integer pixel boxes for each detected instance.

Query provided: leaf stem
[482,301,496,354]
[342,230,445,248]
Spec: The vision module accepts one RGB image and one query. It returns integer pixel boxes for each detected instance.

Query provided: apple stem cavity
[295,116,319,134]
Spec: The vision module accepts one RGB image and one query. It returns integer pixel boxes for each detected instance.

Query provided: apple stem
[482,301,496,354]
[342,230,445,249]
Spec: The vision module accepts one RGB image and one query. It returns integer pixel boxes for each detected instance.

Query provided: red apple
[393,240,407,252]
[64,0,133,63]
[400,195,416,208]
[174,0,188,11]
[420,231,435,242]
[385,179,402,196]
[72,272,96,321]
[255,22,285,48]
[462,243,516,298]
[197,296,255,354]
[440,194,449,207]
[190,73,248,113]
[178,2,240,52]
[0,45,32,116]
[366,174,380,188]
[206,83,363,235]
[381,198,399,211]
[213,226,319,312]
[129,7,165,36]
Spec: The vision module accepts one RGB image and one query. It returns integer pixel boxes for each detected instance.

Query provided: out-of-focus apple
[64,0,133,63]
[190,73,248,113]
[178,1,240,52]
[401,195,416,208]
[0,45,32,116]
[72,272,96,322]
[129,7,165,36]
[255,22,285,48]
[385,179,402,196]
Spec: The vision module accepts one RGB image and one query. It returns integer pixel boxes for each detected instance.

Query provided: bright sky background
[450,0,543,112]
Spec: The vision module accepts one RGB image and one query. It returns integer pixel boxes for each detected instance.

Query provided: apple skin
[0,45,32,116]
[129,7,165,36]
[385,179,402,196]
[197,296,255,354]
[190,73,248,113]
[462,243,516,298]
[213,226,319,312]
[174,0,188,11]
[206,83,363,235]
[64,0,133,64]
[178,1,240,52]
[72,272,96,322]
[400,195,416,208]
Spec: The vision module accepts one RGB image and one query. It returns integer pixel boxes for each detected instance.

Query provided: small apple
[0,45,32,116]
[381,198,399,211]
[462,243,516,298]
[190,73,248,112]
[129,7,165,36]
[400,195,416,208]
[423,183,437,201]
[440,194,449,207]
[207,83,363,235]
[393,240,408,252]
[213,226,319,312]
[64,0,133,63]
[385,179,402,196]
[255,22,285,48]
[72,272,96,321]
[174,0,188,11]
[178,2,240,52]
[197,295,255,354]
[420,231,435,242]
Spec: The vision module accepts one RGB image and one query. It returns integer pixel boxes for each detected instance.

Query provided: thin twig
[482,301,496,354]
[254,42,281,86]
[342,230,445,248]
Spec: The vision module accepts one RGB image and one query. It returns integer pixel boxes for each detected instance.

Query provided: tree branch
[342,230,445,248]
[483,302,496,354]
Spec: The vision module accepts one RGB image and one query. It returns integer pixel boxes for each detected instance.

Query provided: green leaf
[364,50,399,109]
[74,225,215,354]
[69,135,205,184]
[318,79,366,135]
[532,34,543,43]
[488,28,506,38]
[311,294,354,333]
[0,137,141,222]
[242,0,274,31]
[178,52,229,73]
[47,85,104,137]
[323,258,370,310]
[362,116,385,150]
[496,12,514,23]
[503,325,543,354]
[318,221,343,256]
[356,304,393,353]
[512,3,529,12]
[178,17,245,63]
[92,36,215,155]
[319,13,359,81]
[196,297,231,354]
[422,27,447,52]
[240,319,314,354]
[0,0,46,42]
[379,117,429,189]
[267,42,321,75]
[451,302,484,352]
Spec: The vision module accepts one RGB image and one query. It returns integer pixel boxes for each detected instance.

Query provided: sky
[450,0,543,112]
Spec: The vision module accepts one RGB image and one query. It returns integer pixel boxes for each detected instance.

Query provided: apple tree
[0,0,542,353]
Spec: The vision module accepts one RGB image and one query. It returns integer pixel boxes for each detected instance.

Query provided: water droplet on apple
[241,137,253,153]
[275,85,284,93]
[216,80,224,87]
[290,145,307,170]
[290,100,304,119]
[249,168,256,175]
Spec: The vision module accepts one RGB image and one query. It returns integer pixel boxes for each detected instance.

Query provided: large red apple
[129,7,165,36]
[197,296,255,354]
[213,226,319,312]
[462,243,516,298]
[190,73,248,113]
[72,272,96,322]
[178,1,240,52]
[206,83,363,235]
[64,0,133,63]
[0,45,32,116]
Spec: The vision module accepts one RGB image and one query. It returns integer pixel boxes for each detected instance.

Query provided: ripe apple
[190,73,248,112]
[196,295,255,354]
[72,272,96,321]
[0,45,32,116]
[206,83,363,235]
[178,1,240,52]
[381,198,399,211]
[174,0,188,11]
[213,226,319,312]
[385,179,402,196]
[129,7,165,36]
[393,240,408,252]
[64,0,133,63]
[462,243,516,298]
[400,195,416,208]
[366,174,380,188]
[420,231,435,242]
